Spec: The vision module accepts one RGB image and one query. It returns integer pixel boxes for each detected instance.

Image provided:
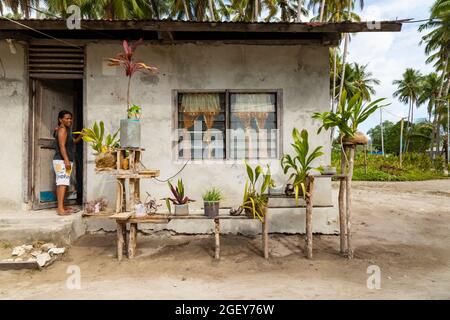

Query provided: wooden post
[116,221,125,262]
[346,145,355,259]
[364,145,368,174]
[128,223,137,259]
[134,178,140,203]
[262,210,269,259]
[339,149,347,254]
[115,179,122,213]
[214,218,220,259]
[305,176,314,259]
[129,178,135,212]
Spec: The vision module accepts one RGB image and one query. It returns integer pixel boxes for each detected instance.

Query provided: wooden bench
[109,213,269,262]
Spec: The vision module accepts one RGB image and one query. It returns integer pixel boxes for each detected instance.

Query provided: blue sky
[347,0,436,134]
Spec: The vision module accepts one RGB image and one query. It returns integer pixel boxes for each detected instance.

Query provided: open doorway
[30,79,83,210]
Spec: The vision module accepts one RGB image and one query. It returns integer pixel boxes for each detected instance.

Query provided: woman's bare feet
[57,208,72,216]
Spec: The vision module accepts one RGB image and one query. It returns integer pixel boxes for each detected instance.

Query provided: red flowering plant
[108,39,158,118]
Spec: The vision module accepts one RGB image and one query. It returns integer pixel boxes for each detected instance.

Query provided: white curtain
[181,93,221,159]
[231,93,275,159]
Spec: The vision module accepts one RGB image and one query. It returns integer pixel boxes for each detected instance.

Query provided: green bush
[434,156,445,173]
[332,149,447,181]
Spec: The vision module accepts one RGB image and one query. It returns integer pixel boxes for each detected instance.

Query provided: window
[176,91,280,160]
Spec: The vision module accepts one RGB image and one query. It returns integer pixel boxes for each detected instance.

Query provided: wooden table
[110,213,269,262]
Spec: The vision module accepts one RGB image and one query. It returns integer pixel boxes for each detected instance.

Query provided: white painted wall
[85,43,336,233]
[0,42,26,210]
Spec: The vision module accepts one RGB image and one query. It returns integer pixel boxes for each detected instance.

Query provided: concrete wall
[86,42,337,234]
[0,42,27,210]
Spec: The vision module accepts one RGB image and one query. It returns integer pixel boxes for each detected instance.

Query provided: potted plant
[165,179,194,215]
[108,39,157,148]
[242,161,272,222]
[74,121,119,169]
[202,187,223,218]
[281,128,324,204]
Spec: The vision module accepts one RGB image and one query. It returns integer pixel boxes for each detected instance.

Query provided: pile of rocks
[3,242,66,268]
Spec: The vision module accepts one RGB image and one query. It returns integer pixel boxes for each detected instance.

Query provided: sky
[346,0,436,134]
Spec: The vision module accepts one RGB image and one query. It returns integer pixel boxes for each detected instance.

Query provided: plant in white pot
[165,179,194,215]
[202,187,223,218]
[108,39,158,148]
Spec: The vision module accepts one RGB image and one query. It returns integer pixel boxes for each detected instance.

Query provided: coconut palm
[393,68,423,152]
[345,63,380,101]
[229,0,280,22]
[419,0,450,155]
[0,0,41,18]
[418,72,441,122]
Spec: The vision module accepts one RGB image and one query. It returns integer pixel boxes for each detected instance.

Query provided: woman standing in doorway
[53,110,83,216]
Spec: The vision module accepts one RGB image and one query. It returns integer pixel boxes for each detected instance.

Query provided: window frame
[172,89,283,161]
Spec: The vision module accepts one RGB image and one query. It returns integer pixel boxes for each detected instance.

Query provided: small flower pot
[174,204,189,215]
[204,201,219,219]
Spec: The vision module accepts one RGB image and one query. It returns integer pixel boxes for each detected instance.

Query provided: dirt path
[1,180,449,299]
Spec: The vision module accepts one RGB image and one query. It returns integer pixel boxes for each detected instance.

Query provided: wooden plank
[0,261,40,270]
[110,212,132,220]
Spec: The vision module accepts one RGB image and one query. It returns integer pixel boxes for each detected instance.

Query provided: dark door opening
[31,79,83,210]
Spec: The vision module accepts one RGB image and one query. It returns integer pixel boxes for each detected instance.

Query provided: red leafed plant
[108,39,158,117]
[167,179,194,205]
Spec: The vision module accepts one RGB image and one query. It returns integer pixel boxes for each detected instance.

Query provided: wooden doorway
[30,79,83,210]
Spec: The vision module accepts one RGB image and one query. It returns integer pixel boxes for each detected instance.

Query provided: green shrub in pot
[202,187,224,218]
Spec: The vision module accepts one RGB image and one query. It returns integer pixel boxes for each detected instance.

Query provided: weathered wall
[0,42,26,210]
[86,42,336,233]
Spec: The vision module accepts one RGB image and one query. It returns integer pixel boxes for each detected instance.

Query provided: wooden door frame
[28,77,85,210]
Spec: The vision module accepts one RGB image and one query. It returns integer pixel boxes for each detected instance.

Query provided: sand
[0,180,449,299]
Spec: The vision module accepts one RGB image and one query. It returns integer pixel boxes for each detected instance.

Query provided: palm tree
[418,72,441,122]
[230,0,279,22]
[345,62,380,101]
[419,0,450,155]
[393,68,423,152]
[0,0,41,18]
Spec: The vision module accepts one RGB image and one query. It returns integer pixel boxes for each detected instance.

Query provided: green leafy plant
[127,104,142,119]
[165,179,194,213]
[202,187,224,202]
[74,121,119,154]
[242,161,272,222]
[281,128,324,203]
[313,90,388,141]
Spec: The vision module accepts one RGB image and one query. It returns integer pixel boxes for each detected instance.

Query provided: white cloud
[344,0,436,134]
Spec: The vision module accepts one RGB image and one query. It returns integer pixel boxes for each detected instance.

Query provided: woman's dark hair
[58,110,72,126]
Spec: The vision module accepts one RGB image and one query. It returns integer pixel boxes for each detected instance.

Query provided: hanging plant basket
[342,132,368,145]
[95,151,117,169]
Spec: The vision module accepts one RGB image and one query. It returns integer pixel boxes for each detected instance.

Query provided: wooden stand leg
[116,221,125,262]
[214,218,220,260]
[129,178,135,211]
[346,146,355,259]
[305,176,314,259]
[116,179,124,213]
[128,223,137,259]
[338,178,347,255]
[262,212,269,259]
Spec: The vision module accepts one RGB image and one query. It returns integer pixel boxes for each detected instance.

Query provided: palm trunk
[182,0,191,20]
[253,0,259,22]
[332,48,337,112]
[209,0,214,21]
[433,54,449,158]
[405,99,412,153]
[319,0,325,21]
[296,0,302,22]
[337,33,349,109]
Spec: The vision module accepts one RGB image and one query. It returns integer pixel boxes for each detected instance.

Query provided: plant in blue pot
[108,39,158,148]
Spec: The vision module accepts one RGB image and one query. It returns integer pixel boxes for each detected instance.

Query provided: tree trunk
[319,0,325,21]
[346,145,355,259]
[209,0,214,21]
[338,148,347,254]
[253,0,259,22]
[182,0,191,20]
[330,48,338,138]
[296,0,302,22]
[337,33,349,107]
[433,55,449,158]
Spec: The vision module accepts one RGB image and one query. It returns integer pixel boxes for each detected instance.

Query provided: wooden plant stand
[109,213,270,262]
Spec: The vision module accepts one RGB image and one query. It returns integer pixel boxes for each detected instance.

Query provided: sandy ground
[0,180,449,300]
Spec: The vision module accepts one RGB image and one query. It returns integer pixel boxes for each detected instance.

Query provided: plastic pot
[204,201,219,218]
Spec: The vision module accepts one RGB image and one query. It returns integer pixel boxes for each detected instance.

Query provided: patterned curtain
[181,93,221,159]
[231,94,275,159]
